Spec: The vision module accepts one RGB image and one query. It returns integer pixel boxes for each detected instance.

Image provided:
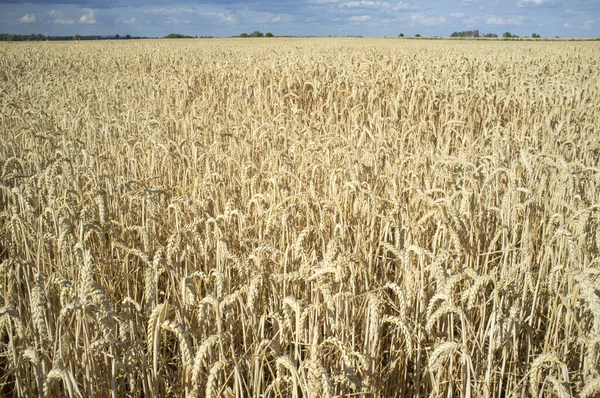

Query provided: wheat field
[0,38,599,397]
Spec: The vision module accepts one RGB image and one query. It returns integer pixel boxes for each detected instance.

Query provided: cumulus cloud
[449,12,465,18]
[393,1,420,10]
[410,13,446,26]
[563,22,572,28]
[270,14,292,23]
[253,12,291,23]
[19,14,36,23]
[198,11,239,24]
[142,8,238,24]
[123,17,136,24]
[460,0,478,5]
[166,17,191,24]
[49,8,97,24]
[582,20,594,29]
[349,15,372,21]
[565,8,584,15]
[340,1,389,8]
[486,16,524,25]
[144,8,196,14]
[50,10,75,25]
[217,13,238,24]
[78,8,96,24]
[462,16,480,26]
[54,18,75,24]
[517,0,559,8]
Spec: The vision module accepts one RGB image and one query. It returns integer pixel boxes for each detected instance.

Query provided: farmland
[1,38,600,397]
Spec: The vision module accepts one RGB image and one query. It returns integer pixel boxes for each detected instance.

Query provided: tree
[398,33,404,37]
[415,34,421,37]
[240,33,249,37]
[451,30,483,38]
[165,33,193,38]
[250,30,264,37]
[115,34,120,40]
[503,31,513,38]
[531,33,540,38]
[265,32,274,37]
[74,34,82,41]
[125,34,132,39]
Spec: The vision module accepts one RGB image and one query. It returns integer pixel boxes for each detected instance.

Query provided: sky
[0,0,598,38]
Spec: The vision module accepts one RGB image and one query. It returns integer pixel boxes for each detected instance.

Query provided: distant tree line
[451,30,480,37]
[1,33,46,41]
[164,33,213,39]
[1,33,218,41]
[238,31,274,38]
[501,32,541,38]
[449,30,543,39]
[165,33,194,39]
[450,30,498,38]
[1,33,147,41]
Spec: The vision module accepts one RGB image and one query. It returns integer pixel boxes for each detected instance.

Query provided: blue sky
[1,0,598,37]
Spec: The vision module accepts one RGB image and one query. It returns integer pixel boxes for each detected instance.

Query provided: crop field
[0,38,599,397]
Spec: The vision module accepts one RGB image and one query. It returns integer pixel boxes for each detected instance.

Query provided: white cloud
[271,14,292,23]
[393,1,419,10]
[78,9,96,24]
[582,20,594,29]
[19,14,36,23]
[144,8,196,15]
[462,16,480,26]
[54,16,75,24]
[217,13,238,24]
[54,18,75,25]
[50,8,96,25]
[518,0,559,7]
[143,8,238,24]
[166,17,191,24]
[565,8,584,15]
[340,1,390,8]
[349,15,372,22]
[123,17,136,24]
[460,0,478,5]
[309,0,339,3]
[449,12,465,18]
[486,16,524,26]
[254,12,291,24]
[563,22,572,28]
[198,11,238,24]
[50,10,73,24]
[410,13,446,26]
